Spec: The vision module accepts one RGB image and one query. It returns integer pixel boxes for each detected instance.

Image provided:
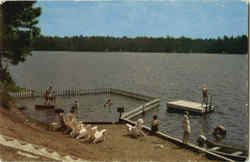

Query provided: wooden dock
[35,105,55,109]
[167,100,214,114]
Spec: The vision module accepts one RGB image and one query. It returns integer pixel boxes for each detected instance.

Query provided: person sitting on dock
[202,86,208,107]
[151,115,159,134]
[182,111,191,144]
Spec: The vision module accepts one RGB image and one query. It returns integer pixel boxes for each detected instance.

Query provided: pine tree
[0,1,41,84]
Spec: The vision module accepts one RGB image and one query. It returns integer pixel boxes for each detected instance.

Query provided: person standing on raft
[202,86,208,106]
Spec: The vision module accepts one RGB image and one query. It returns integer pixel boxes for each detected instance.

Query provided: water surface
[9,51,248,148]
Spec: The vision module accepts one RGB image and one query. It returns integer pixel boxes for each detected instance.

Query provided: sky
[35,0,248,39]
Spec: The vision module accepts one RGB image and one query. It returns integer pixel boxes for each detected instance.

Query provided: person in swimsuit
[202,86,208,106]
[151,115,159,133]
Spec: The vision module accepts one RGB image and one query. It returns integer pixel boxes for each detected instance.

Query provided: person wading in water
[151,115,159,134]
[182,111,191,144]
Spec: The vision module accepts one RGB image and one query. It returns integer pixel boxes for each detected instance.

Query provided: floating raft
[167,100,214,114]
[35,105,55,109]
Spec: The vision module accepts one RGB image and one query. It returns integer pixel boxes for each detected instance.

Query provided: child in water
[151,115,159,133]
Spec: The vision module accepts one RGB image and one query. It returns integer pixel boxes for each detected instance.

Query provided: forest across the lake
[32,35,248,54]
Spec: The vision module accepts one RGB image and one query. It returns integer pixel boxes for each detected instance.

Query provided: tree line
[31,35,248,54]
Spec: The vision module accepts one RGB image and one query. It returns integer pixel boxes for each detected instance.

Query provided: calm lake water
[9,51,248,148]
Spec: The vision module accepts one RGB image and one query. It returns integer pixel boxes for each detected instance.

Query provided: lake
[9,51,248,148]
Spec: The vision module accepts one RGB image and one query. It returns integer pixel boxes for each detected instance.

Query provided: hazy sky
[36,0,248,38]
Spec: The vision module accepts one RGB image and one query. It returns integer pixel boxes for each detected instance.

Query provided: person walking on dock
[52,90,56,104]
[202,86,208,107]
[151,115,159,134]
[182,111,191,144]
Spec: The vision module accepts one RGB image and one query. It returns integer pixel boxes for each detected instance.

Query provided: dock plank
[209,147,221,151]
[230,151,243,156]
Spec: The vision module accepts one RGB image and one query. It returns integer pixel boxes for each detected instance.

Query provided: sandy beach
[0,98,221,162]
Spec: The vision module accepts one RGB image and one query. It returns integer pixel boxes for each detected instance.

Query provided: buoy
[213,125,226,138]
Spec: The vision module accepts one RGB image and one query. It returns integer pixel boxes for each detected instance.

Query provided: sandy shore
[0,101,219,162]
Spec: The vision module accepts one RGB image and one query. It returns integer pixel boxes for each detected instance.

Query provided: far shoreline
[32,50,248,55]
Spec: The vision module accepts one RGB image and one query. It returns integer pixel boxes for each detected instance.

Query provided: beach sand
[0,101,219,162]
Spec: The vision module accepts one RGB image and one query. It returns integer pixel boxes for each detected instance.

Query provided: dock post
[205,97,208,112]
[30,88,32,97]
[209,95,213,111]
[29,88,32,97]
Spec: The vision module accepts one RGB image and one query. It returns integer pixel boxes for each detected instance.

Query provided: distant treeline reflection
[32,35,247,54]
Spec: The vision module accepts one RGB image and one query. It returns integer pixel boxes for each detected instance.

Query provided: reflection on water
[10,51,248,148]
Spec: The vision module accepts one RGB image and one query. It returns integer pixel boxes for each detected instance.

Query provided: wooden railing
[121,98,160,119]
[9,88,156,102]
